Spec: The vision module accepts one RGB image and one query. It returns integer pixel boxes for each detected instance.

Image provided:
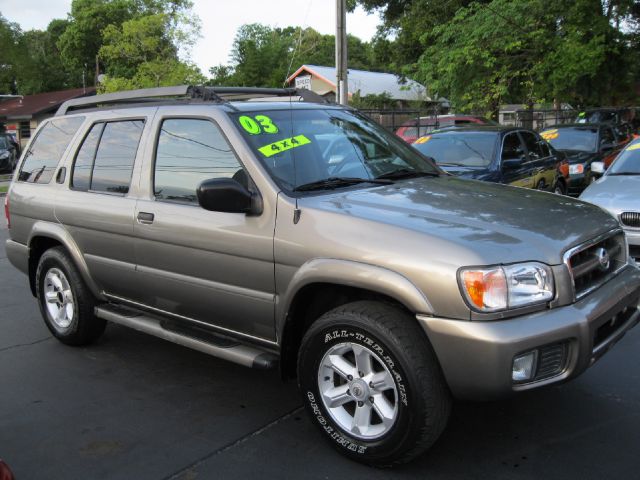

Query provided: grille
[630,245,640,261]
[566,231,626,299]
[534,342,569,381]
[620,212,640,228]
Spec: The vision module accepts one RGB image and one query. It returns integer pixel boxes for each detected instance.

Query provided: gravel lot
[1,222,639,479]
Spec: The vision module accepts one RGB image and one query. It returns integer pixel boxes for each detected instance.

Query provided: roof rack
[56,85,331,116]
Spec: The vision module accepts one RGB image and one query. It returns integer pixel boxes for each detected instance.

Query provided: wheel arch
[28,222,104,300]
[277,259,434,379]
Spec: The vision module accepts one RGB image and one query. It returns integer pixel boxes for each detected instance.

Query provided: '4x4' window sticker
[258,135,311,158]
[238,115,279,135]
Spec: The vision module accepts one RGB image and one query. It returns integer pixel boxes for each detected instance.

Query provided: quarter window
[19,116,85,184]
[154,118,244,204]
[71,120,144,194]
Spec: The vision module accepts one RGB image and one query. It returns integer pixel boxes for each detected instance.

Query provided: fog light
[512,351,538,382]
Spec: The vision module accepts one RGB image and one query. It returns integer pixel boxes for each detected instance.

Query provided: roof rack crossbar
[57,85,330,115]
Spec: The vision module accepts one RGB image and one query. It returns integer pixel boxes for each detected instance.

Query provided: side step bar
[95,305,278,369]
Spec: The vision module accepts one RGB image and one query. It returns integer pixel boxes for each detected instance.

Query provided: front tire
[36,247,106,345]
[297,301,451,466]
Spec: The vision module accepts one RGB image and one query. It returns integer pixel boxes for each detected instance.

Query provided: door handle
[137,212,155,225]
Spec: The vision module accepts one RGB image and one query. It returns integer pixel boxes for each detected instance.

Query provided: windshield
[232,108,439,191]
[412,132,496,167]
[608,142,640,175]
[0,136,7,149]
[540,128,597,152]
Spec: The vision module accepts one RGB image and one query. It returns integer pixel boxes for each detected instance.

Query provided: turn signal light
[462,269,507,310]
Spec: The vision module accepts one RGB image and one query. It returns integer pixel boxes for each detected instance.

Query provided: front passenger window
[154,118,244,204]
[502,133,524,161]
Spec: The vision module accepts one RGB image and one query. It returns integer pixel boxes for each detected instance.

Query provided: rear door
[499,131,533,188]
[55,115,150,299]
[131,107,277,342]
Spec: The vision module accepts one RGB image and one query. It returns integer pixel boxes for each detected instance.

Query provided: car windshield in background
[231,108,439,192]
[608,143,640,175]
[412,132,496,167]
[0,136,7,149]
[540,128,597,152]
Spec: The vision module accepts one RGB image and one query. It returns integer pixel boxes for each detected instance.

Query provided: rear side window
[72,120,144,194]
[154,118,243,204]
[19,116,85,184]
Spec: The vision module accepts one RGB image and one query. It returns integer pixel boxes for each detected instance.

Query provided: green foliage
[350,91,395,109]
[208,23,390,89]
[356,0,640,110]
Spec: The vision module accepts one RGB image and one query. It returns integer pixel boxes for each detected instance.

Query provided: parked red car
[396,115,496,143]
[0,460,14,480]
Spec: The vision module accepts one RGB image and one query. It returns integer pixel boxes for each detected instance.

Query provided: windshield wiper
[293,177,393,192]
[437,162,468,167]
[608,172,639,176]
[376,168,440,180]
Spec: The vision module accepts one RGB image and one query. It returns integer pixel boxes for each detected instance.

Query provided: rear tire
[36,247,106,345]
[297,301,451,466]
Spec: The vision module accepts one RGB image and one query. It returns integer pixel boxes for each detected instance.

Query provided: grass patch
[0,185,8,194]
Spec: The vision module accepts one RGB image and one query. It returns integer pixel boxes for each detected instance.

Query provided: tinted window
[502,133,523,160]
[154,119,243,203]
[91,120,144,194]
[72,123,103,191]
[540,128,597,152]
[19,116,84,183]
[0,136,8,149]
[413,132,496,167]
[601,127,615,146]
[520,131,545,160]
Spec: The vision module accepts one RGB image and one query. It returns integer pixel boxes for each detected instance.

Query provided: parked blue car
[412,126,566,194]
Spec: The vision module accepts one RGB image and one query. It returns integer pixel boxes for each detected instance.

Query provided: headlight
[569,164,584,175]
[0,151,9,160]
[459,262,554,312]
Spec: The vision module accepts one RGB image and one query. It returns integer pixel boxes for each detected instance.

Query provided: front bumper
[417,264,640,400]
[567,173,591,196]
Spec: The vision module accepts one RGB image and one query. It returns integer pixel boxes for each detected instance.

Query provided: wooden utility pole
[335,0,348,105]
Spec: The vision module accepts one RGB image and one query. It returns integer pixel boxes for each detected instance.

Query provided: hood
[299,176,619,265]
[560,150,598,164]
[580,175,640,212]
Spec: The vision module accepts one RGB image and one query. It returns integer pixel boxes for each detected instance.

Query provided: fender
[28,221,106,301]
[276,258,434,334]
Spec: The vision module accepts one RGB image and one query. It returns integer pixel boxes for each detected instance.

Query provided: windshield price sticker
[414,135,431,144]
[627,143,640,151]
[239,115,279,135]
[541,129,559,140]
[258,135,311,157]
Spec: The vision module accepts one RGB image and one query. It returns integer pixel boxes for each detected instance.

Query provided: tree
[99,12,204,91]
[0,15,21,94]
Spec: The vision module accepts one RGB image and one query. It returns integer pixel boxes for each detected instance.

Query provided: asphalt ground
[1,222,639,479]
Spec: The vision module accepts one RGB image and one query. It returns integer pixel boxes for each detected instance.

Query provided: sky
[0,0,382,75]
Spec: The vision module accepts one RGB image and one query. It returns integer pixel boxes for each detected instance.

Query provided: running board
[95,305,278,369]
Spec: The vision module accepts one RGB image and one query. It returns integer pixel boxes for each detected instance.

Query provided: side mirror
[591,161,605,176]
[197,178,262,215]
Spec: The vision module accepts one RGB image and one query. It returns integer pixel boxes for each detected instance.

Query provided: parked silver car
[4,86,640,466]
[581,139,640,261]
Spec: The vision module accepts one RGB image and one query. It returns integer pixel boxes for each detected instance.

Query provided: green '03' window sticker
[238,115,279,134]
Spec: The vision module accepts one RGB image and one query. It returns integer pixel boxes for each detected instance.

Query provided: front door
[520,130,556,191]
[500,132,533,188]
[131,110,276,342]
